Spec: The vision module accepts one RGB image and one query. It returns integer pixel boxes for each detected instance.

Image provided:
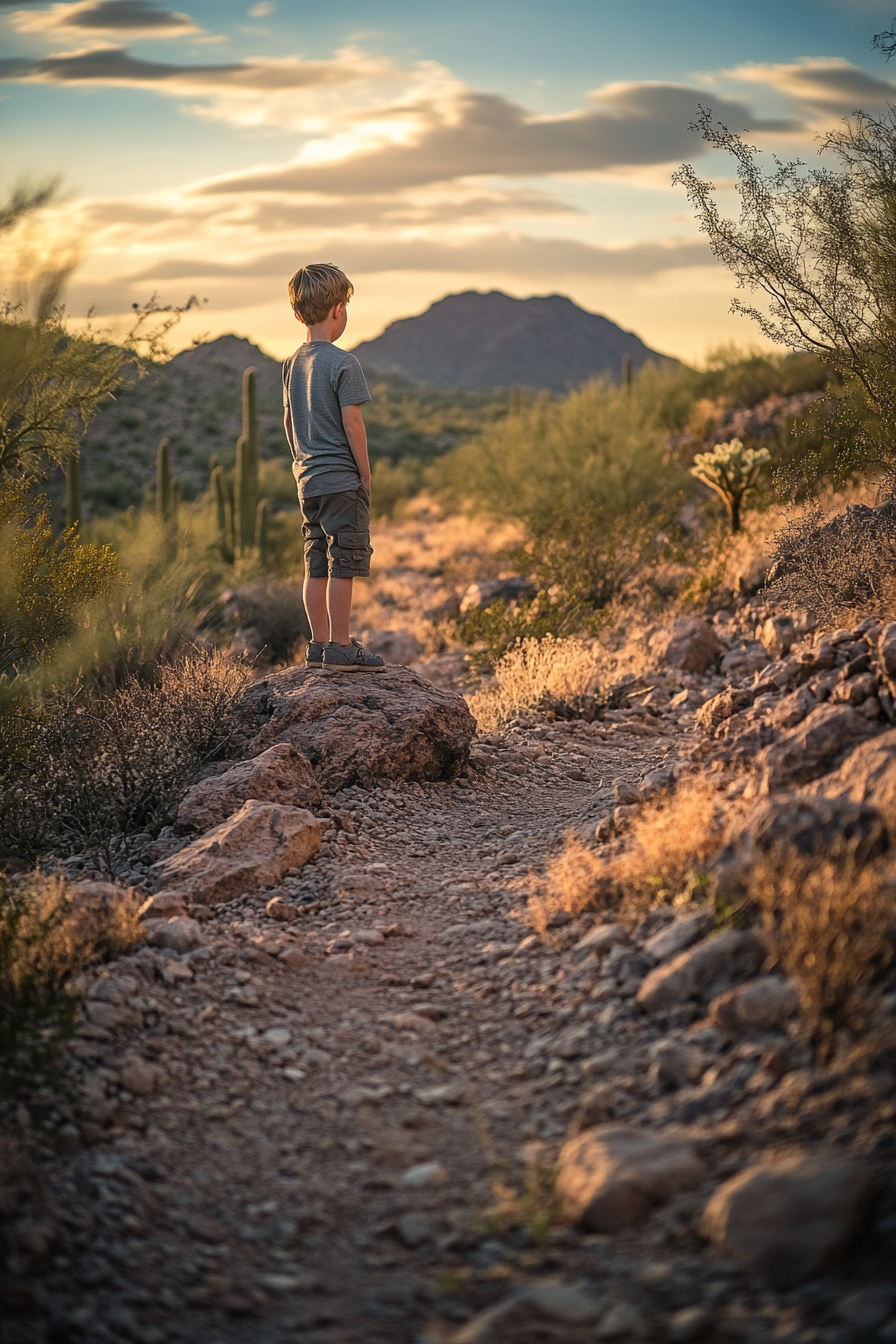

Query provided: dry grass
[751,848,895,1063]
[0,872,142,1096]
[467,635,598,731]
[528,779,730,932]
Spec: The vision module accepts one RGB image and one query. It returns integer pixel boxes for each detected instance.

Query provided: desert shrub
[435,373,691,619]
[691,438,771,533]
[467,635,598,730]
[370,457,426,520]
[0,873,141,1098]
[766,497,896,624]
[0,478,121,680]
[751,848,895,1063]
[529,780,727,931]
[1,649,250,865]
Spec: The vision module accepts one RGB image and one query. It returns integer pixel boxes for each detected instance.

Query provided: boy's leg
[326,577,353,646]
[303,573,330,644]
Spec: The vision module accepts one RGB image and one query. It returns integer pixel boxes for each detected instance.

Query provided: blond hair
[288,262,353,324]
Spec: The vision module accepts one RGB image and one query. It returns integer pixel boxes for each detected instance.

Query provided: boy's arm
[342,404,371,491]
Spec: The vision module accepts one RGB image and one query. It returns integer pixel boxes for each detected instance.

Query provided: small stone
[651,617,725,674]
[648,1041,704,1091]
[390,1012,438,1033]
[596,1302,644,1339]
[667,1305,713,1341]
[401,1161,447,1188]
[557,1125,705,1232]
[702,1152,874,1287]
[759,615,796,659]
[708,976,799,1033]
[260,1027,291,1049]
[266,896,298,922]
[613,805,637,826]
[450,1281,603,1342]
[120,1059,161,1096]
[396,1212,430,1247]
[138,891,187,920]
[413,1081,468,1106]
[161,960,194,985]
[570,1083,615,1130]
[278,946,308,969]
[614,780,641,806]
[85,1001,139,1030]
[643,910,714,964]
[574,923,627,957]
[148,916,203,953]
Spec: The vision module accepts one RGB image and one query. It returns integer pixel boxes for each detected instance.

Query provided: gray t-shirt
[282,341,371,499]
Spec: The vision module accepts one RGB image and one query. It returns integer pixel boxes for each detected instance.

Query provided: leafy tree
[673,105,896,462]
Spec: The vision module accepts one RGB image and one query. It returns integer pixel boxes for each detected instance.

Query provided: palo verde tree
[673,94,896,467]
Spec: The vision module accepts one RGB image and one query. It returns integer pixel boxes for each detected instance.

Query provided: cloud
[120,234,712,284]
[10,0,199,35]
[195,84,797,197]
[728,57,896,119]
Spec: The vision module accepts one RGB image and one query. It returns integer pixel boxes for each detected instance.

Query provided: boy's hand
[342,403,371,494]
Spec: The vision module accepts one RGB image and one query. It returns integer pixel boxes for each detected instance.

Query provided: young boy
[282,262,384,672]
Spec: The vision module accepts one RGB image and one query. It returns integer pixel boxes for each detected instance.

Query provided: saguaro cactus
[156,437,172,521]
[66,451,82,530]
[235,367,259,553]
[211,462,235,563]
[255,498,269,567]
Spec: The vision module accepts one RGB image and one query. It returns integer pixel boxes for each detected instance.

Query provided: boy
[282,262,384,672]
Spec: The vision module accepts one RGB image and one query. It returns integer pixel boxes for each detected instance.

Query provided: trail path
[15,706,891,1344]
[23,722,688,1344]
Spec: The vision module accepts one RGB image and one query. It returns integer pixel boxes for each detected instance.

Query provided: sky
[2,0,896,362]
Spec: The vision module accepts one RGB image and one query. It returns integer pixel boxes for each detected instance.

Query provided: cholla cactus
[691,437,770,533]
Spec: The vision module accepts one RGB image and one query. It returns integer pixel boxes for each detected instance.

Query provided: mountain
[350,290,676,392]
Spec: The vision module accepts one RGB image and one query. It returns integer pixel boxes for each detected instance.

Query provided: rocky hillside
[351,290,676,392]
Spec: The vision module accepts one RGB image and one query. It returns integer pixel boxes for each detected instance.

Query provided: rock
[357,629,423,664]
[138,892,187,920]
[667,1306,713,1341]
[68,880,141,941]
[596,1302,644,1339]
[640,766,675,797]
[278,946,308,969]
[414,1080,468,1106]
[265,895,298,922]
[878,620,896,684]
[570,1083,616,1131]
[643,910,714,964]
[575,922,627,957]
[147,916,203,953]
[702,1153,874,1287]
[708,976,799,1033]
[810,729,896,837]
[85,1001,139,1031]
[636,930,765,1013]
[459,576,537,613]
[243,666,475,791]
[696,686,757,733]
[758,614,796,658]
[120,1058,164,1096]
[768,684,817,730]
[556,1125,705,1232]
[614,780,641,805]
[710,793,886,897]
[395,1212,430,1247]
[401,1161,447,1188]
[648,1041,704,1091]
[176,743,321,831]
[148,800,321,905]
[751,703,878,793]
[451,1281,603,1342]
[651,619,725,675]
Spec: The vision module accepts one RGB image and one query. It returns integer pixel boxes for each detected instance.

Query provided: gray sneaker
[305,640,325,669]
[323,639,385,673]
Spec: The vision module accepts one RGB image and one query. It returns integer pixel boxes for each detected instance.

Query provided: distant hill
[351,290,676,392]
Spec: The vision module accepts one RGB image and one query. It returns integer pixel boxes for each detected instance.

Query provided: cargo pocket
[337,529,372,566]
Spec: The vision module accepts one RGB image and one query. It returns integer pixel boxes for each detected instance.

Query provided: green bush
[0,478,121,682]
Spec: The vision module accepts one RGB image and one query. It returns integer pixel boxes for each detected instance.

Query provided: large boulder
[176,743,321,831]
[703,1153,874,1287]
[650,618,725,675]
[710,793,887,899]
[148,800,321,905]
[750,703,878,794]
[243,665,475,792]
[636,929,765,1014]
[557,1124,705,1232]
[810,730,896,837]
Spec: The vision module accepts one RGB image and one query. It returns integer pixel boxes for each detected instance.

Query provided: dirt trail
[13,698,894,1344]
[12,723,688,1344]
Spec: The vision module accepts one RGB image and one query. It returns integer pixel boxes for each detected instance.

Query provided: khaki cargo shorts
[301,486,372,579]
